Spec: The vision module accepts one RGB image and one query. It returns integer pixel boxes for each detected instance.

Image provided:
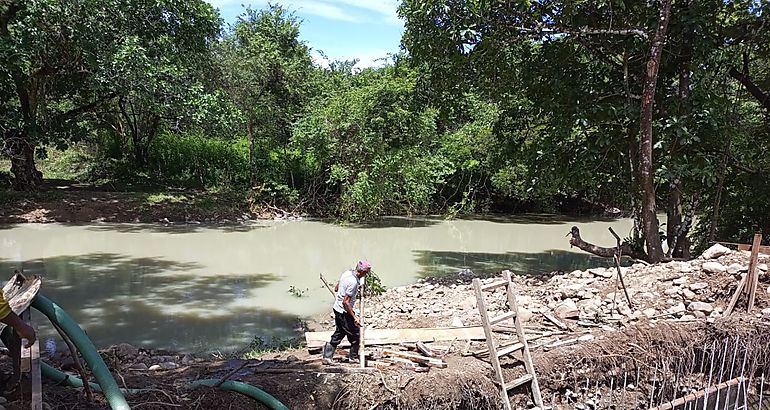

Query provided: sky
[206,0,406,68]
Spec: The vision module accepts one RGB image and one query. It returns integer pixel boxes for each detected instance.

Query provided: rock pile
[364,244,770,331]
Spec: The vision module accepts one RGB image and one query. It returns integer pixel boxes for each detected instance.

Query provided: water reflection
[0,216,635,352]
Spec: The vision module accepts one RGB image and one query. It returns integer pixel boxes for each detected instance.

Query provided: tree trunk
[4,129,43,190]
[638,0,673,263]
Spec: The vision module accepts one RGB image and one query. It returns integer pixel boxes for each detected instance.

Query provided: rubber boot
[348,343,359,362]
[322,342,335,364]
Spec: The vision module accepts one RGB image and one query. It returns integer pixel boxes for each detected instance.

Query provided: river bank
[4,243,767,409]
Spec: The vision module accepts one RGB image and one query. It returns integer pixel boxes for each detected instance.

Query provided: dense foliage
[2,0,769,258]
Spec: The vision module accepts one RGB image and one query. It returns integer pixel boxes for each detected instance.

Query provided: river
[0,215,633,353]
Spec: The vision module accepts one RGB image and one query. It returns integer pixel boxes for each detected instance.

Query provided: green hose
[41,361,144,394]
[33,293,289,410]
[190,379,290,410]
[32,294,131,410]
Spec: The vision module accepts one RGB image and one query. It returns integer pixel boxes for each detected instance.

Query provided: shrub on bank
[148,133,250,189]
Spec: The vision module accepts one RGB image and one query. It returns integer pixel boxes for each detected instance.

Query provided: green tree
[218,5,316,187]
[0,0,220,189]
[400,0,769,261]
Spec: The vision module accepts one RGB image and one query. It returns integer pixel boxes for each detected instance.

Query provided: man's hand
[353,316,361,327]
[16,322,36,348]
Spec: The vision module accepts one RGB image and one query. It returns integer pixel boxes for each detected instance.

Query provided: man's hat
[356,260,371,273]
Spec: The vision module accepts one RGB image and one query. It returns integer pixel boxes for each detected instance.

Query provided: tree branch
[55,92,117,123]
[728,67,770,112]
[568,226,650,262]
[508,23,649,41]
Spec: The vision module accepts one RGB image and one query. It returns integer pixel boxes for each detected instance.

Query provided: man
[0,286,36,392]
[323,260,370,364]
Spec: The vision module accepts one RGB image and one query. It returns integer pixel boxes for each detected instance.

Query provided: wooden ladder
[473,271,543,410]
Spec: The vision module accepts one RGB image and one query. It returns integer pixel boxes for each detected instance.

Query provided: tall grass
[148,133,250,188]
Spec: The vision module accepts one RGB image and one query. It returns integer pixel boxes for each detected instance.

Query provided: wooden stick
[724,272,748,316]
[319,273,335,297]
[360,279,365,369]
[214,361,247,388]
[609,227,634,309]
[747,233,762,312]
[51,321,93,401]
[30,323,42,410]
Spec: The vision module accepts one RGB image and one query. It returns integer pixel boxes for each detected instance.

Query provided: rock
[682,289,696,300]
[560,283,584,299]
[667,302,686,315]
[148,364,162,371]
[159,361,178,370]
[727,264,745,274]
[518,308,534,323]
[702,244,731,259]
[643,308,657,318]
[693,311,706,319]
[762,308,770,316]
[555,299,579,319]
[759,263,768,271]
[702,262,726,274]
[689,282,709,291]
[460,297,477,310]
[286,355,300,362]
[673,277,688,285]
[679,264,693,273]
[0,398,6,404]
[664,288,679,296]
[451,317,464,327]
[181,354,195,365]
[129,363,149,371]
[680,314,696,321]
[688,301,714,314]
[112,343,140,361]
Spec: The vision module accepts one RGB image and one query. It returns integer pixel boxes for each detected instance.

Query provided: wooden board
[305,326,485,348]
[737,243,770,254]
[382,349,447,368]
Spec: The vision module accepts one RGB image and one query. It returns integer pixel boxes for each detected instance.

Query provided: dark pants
[329,310,359,358]
[0,325,21,391]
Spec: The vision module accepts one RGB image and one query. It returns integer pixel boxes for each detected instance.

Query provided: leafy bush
[148,132,249,188]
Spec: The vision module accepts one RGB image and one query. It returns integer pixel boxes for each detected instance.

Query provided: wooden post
[30,323,42,410]
[747,233,762,312]
[359,280,366,368]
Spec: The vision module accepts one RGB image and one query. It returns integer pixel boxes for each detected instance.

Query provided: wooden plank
[542,312,569,331]
[747,233,763,312]
[30,323,42,410]
[305,326,485,348]
[737,243,770,254]
[382,349,447,368]
[415,342,435,357]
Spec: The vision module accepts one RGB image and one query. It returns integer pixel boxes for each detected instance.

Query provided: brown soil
[0,183,260,225]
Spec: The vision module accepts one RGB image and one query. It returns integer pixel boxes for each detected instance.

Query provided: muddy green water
[0,216,632,353]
